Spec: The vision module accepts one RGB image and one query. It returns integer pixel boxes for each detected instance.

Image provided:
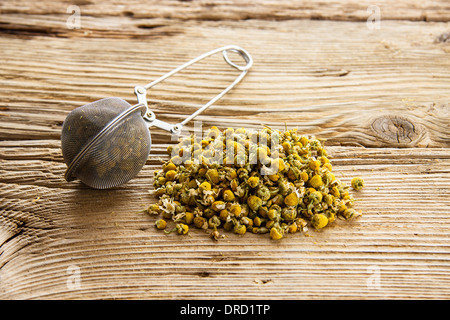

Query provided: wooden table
[1,0,449,299]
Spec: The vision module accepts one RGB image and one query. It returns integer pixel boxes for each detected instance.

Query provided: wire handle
[134,45,253,134]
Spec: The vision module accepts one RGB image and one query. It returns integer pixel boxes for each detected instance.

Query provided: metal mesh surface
[61,97,151,189]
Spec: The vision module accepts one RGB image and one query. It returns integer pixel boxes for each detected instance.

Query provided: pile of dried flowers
[148,126,363,240]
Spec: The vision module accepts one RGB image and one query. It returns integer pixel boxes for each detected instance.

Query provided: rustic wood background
[0,0,449,299]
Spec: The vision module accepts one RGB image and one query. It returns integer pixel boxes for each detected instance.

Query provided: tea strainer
[61,45,253,189]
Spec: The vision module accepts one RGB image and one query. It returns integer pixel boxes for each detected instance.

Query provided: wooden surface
[0,0,449,300]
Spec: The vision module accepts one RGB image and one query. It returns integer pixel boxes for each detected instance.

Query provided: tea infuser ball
[61,97,151,189]
[61,45,253,189]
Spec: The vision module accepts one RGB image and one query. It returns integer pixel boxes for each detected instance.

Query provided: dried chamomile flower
[309,175,323,189]
[206,168,219,185]
[149,126,364,240]
[194,216,207,229]
[176,223,189,235]
[155,219,167,230]
[247,195,263,212]
[230,203,242,217]
[311,214,328,229]
[351,177,365,191]
[147,203,160,215]
[248,176,259,188]
[199,181,211,192]
[342,208,362,220]
[270,225,283,240]
[184,212,194,225]
[234,224,247,235]
[284,192,299,207]
[211,201,226,212]
[223,189,235,202]
[288,223,298,233]
[165,170,177,181]
[309,160,321,171]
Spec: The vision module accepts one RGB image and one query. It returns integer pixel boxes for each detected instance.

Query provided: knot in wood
[371,115,424,147]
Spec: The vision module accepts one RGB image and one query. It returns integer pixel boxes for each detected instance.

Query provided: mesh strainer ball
[60,45,252,189]
[61,97,150,189]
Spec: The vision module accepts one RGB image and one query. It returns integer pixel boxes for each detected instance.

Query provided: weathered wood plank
[0,10,449,300]
[0,145,449,299]
[0,19,449,147]
[1,0,449,22]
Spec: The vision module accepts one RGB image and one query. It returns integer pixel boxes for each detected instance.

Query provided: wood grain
[0,2,449,300]
[1,19,449,146]
[1,0,449,22]
[1,143,449,299]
